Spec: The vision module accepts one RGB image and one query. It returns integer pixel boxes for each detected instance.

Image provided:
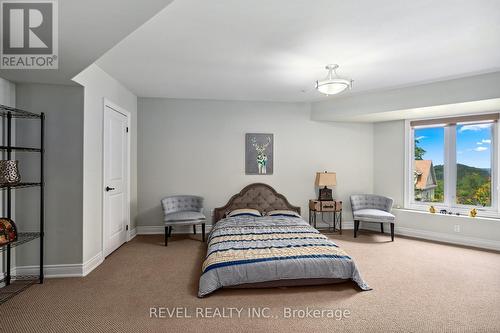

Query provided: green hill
[433,164,491,206]
[433,164,490,181]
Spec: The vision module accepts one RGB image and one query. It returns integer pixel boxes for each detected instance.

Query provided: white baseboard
[342,221,354,229]
[14,263,82,278]
[128,227,137,241]
[7,222,497,281]
[314,221,354,230]
[13,251,104,278]
[133,222,500,251]
[82,251,104,276]
[395,226,500,251]
[351,221,500,251]
[136,225,164,234]
[137,225,213,235]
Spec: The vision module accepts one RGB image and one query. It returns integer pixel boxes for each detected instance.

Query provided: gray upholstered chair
[350,194,395,241]
[161,195,206,246]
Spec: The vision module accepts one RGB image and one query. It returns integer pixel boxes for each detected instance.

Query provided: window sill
[396,208,500,221]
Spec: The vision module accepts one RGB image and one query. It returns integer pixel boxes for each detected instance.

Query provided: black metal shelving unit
[0,104,44,304]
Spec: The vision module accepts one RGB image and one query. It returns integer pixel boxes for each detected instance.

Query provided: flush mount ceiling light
[315,64,352,95]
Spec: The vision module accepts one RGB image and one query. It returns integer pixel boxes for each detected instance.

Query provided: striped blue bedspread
[198,215,371,297]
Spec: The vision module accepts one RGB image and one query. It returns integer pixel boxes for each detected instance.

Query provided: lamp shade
[315,172,336,187]
[316,78,351,95]
[315,64,352,96]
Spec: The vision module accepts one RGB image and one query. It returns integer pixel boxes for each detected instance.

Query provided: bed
[198,183,371,297]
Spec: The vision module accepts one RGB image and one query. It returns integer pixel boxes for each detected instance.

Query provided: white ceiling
[97,0,500,102]
[0,0,174,85]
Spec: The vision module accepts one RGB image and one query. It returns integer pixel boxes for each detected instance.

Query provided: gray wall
[0,78,15,108]
[73,64,138,262]
[373,120,405,207]
[15,83,84,266]
[137,98,374,228]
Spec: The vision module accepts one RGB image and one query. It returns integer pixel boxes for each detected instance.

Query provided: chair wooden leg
[354,220,359,238]
[193,225,196,235]
[202,223,205,242]
[390,223,395,241]
[168,226,172,237]
[164,226,168,246]
[380,223,384,233]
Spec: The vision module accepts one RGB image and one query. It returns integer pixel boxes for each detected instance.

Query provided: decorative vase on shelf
[0,160,21,185]
[0,217,17,246]
[469,208,477,218]
[429,206,436,214]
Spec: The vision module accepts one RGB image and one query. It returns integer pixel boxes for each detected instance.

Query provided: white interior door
[103,104,129,257]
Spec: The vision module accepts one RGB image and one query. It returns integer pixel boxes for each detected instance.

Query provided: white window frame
[404,114,500,217]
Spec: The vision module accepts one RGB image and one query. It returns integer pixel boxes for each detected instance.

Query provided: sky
[415,123,492,169]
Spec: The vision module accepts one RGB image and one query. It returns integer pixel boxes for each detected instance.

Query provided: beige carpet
[1,231,499,333]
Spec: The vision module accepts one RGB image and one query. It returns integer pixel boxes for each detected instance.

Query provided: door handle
[105,186,116,192]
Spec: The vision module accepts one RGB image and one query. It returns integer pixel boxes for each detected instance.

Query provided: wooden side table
[309,199,342,234]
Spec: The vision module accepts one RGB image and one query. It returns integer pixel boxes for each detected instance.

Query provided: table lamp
[315,171,336,201]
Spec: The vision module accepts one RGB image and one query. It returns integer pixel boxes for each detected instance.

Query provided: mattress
[198,215,371,297]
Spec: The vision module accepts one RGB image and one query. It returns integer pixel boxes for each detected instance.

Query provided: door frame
[102,98,132,258]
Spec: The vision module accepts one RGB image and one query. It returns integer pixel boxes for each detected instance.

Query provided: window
[407,114,498,214]
[413,127,444,203]
[456,123,492,207]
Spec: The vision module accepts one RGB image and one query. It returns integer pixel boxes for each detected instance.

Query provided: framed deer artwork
[245,133,274,175]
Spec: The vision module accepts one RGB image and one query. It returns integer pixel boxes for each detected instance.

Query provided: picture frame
[245,133,274,175]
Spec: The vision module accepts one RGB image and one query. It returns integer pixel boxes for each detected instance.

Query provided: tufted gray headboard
[213,183,301,223]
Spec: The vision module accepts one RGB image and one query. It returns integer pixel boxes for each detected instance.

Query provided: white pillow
[266,210,301,218]
[227,208,262,217]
